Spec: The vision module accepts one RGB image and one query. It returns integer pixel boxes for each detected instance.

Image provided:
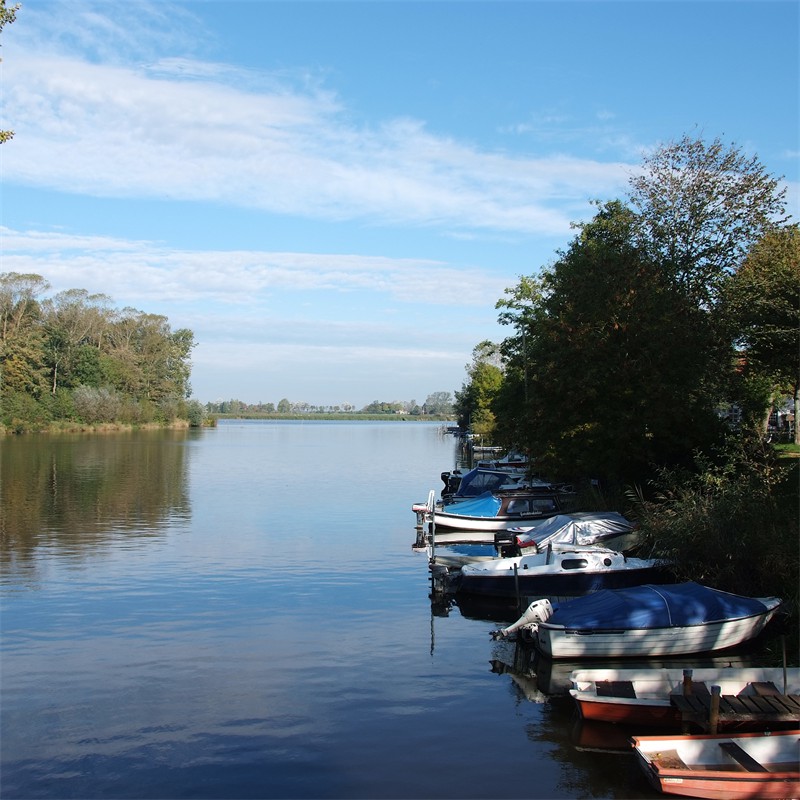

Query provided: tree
[724,225,800,443]
[0,273,51,399]
[498,202,728,482]
[0,273,197,429]
[454,341,503,435]
[42,288,113,393]
[493,275,544,450]
[0,1,20,144]
[628,134,789,307]
[423,391,454,416]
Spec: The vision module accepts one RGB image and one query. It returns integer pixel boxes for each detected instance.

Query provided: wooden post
[679,669,694,733]
[709,685,721,734]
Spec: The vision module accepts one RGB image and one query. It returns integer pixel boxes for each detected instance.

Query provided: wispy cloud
[1,227,509,309]
[2,4,632,239]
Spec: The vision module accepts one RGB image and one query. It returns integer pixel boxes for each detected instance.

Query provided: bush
[72,385,122,423]
[186,400,206,427]
[629,437,799,611]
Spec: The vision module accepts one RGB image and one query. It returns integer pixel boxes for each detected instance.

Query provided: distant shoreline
[0,414,458,435]
[211,413,456,423]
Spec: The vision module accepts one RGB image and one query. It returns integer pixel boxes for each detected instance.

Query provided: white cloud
[3,43,631,238]
[1,227,509,309]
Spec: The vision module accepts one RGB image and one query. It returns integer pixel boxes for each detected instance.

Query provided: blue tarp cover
[549,582,770,630]
[441,492,502,518]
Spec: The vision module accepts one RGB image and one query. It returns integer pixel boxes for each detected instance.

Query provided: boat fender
[493,598,553,639]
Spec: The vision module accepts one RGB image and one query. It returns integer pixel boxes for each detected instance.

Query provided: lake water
[0,421,788,799]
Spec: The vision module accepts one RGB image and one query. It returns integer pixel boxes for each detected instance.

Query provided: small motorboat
[631,729,799,799]
[570,666,800,728]
[421,511,640,569]
[494,582,784,660]
[456,545,667,599]
[511,512,639,554]
[413,489,585,547]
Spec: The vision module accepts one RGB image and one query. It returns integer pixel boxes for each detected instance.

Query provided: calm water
[0,421,785,800]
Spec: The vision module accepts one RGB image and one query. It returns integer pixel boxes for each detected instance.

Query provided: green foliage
[1,390,53,432]
[499,201,728,482]
[73,386,123,424]
[186,400,206,427]
[454,341,503,435]
[1,273,196,430]
[724,225,800,443]
[481,136,790,485]
[628,439,799,617]
[628,134,788,307]
[424,391,454,416]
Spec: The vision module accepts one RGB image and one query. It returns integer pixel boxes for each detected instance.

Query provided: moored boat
[631,729,800,800]
[495,582,784,660]
[570,666,800,728]
[456,545,667,599]
[512,512,639,554]
[414,488,581,544]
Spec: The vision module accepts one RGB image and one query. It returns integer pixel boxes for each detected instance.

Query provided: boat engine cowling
[497,598,553,638]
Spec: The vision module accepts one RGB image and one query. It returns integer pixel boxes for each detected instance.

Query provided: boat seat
[719,742,768,772]
[652,749,687,770]
[745,681,781,697]
[595,680,636,699]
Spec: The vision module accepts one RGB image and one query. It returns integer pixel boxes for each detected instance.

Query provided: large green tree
[0,273,51,399]
[489,135,790,483]
[628,134,788,307]
[724,225,800,442]
[507,201,726,482]
[454,341,504,436]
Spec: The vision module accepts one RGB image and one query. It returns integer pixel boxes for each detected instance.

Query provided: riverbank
[0,419,192,436]
[0,413,458,435]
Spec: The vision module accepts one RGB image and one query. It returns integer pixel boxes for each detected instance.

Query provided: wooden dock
[670,683,800,733]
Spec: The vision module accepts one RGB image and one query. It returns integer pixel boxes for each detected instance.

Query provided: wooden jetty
[670,680,800,733]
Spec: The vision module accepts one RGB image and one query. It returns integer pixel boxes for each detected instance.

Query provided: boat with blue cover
[417,487,579,542]
[495,582,784,660]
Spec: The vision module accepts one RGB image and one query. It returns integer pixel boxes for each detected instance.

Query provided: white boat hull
[536,602,782,660]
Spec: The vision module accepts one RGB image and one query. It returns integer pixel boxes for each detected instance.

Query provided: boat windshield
[456,469,523,497]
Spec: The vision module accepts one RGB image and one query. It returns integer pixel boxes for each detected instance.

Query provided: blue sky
[2,0,797,408]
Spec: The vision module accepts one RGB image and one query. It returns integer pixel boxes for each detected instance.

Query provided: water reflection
[1,429,195,570]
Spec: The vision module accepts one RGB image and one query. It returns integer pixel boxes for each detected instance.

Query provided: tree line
[206,392,455,416]
[454,134,798,486]
[452,134,799,616]
[0,274,200,431]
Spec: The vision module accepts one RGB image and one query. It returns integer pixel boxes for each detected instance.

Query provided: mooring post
[709,685,721,734]
[682,668,694,696]
[513,564,522,614]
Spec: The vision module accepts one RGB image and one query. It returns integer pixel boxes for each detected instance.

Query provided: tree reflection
[1,430,193,565]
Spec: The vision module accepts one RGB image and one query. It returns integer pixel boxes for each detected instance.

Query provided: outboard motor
[494,598,553,639]
[493,530,521,558]
[440,470,462,500]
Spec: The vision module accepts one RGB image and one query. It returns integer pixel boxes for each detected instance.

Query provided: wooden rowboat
[569,666,800,729]
[632,729,799,800]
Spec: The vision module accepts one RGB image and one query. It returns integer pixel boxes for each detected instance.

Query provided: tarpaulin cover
[516,512,632,548]
[440,492,502,518]
[548,582,772,630]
